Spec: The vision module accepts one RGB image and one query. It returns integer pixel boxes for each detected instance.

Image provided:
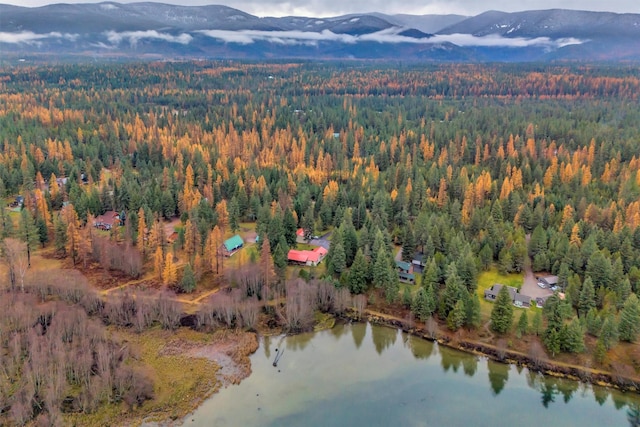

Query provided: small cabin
[223,234,244,257]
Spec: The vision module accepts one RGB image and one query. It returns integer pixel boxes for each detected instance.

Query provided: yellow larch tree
[154,246,164,281]
[570,224,581,247]
[162,253,177,286]
[137,208,147,253]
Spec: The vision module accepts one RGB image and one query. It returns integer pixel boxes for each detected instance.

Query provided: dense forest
[2,61,640,424]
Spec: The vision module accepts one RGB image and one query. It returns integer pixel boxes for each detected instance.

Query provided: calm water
[187,323,640,427]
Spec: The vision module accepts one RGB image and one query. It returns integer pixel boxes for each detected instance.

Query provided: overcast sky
[4,0,640,17]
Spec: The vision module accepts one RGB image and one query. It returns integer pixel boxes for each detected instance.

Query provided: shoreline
[168,310,639,426]
[351,311,640,394]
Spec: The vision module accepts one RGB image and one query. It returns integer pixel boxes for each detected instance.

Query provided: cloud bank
[104,30,193,47]
[197,28,585,48]
[0,31,78,44]
[0,28,585,50]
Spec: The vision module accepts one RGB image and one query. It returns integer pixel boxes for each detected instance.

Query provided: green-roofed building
[395,260,413,274]
[398,272,415,284]
[223,234,244,256]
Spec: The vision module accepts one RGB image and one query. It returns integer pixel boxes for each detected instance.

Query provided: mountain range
[1,2,639,62]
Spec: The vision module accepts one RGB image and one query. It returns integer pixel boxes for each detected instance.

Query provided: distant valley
[1,2,639,61]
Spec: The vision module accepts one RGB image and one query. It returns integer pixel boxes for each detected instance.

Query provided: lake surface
[187,323,640,427]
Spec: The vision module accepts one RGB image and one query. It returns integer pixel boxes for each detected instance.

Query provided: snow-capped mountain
[0,2,639,62]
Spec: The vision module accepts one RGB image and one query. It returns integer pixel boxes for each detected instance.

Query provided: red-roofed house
[296,228,306,243]
[288,249,309,265]
[94,211,120,230]
[287,246,328,267]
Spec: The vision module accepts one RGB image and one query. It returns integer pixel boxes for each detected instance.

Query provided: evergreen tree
[228,196,240,233]
[543,294,572,330]
[565,274,582,311]
[600,313,619,350]
[490,286,514,334]
[528,224,548,258]
[180,263,196,293]
[36,218,48,247]
[545,327,561,356]
[465,292,481,329]
[560,318,585,353]
[330,242,346,275]
[0,204,10,238]
[411,288,429,321]
[19,209,39,267]
[383,261,400,303]
[447,300,466,331]
[585,308,602,336]
[373,249,390,289]
[479,244,493,271]
[424,282,437,318]
[578,277,596,318]
[341,212,358,267]
[516,310,529,337]
[283,208,297,247]
[411,288,433,322]
[348,249,368,294]
[402,286,413,309]
[422,258,440,289]
[542,293,573,354]
[273,241,288,277]
[54,217,68,256]
[439,264,464,318]
[594,338,607,364]
[614,278,632,311]
[301,205,314,242]
[456,251,478,293]
[401,226,415,263]
[586,250,613,290]
[619,293,640,342]
[532,310,543,336]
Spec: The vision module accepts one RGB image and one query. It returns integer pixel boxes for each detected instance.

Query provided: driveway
[521,234,553,299]
[309,231,331,250]
[521,264,553,299]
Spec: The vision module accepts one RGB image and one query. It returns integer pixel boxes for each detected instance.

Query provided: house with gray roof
[484,284,532,308]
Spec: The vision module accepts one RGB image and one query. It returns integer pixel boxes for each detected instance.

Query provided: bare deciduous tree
[333,288,351,315]
[155,291,182,330]
[353,294,367,320]
[315,280,335,313]
[2,238,29,291]
[496,338,508,361]
[282,280,315,332]
[425,316,439,340]
[238,296,260,330]
[528,340,547,370]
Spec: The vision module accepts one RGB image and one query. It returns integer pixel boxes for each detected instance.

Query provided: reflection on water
[371,323,397,354]
[488,362,509,396]
[629,405,640,426]
[188,322,640,427]
[351,321,366,348]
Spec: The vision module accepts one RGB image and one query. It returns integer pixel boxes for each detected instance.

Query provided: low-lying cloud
[197,28,585,48]
[0,28,584,50]
[433,34,584,48]
[0,31,78,44]
[105,30,193,47]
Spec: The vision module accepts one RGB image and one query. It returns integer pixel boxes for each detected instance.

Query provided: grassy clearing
[476,268,525,319]
[66,327,220,427]
[477,269,523,292]
[295,242,316,250]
